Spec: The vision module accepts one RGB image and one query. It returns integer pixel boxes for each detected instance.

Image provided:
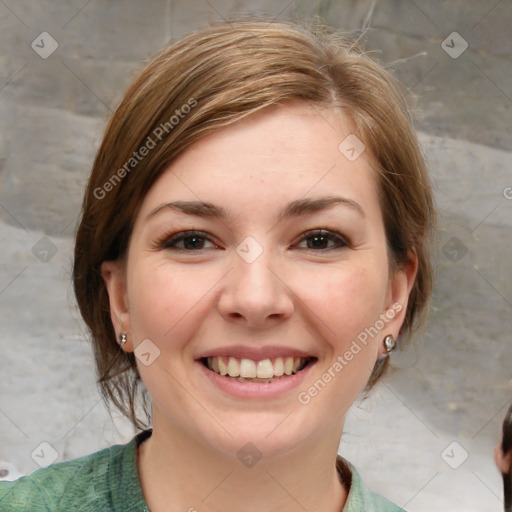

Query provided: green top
[0,430,404,511]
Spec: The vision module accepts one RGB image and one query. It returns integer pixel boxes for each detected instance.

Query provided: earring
[384,334,396,353]
[119,333,127,346]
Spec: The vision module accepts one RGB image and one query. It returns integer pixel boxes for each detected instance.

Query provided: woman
[0,17,435,511]
[496,404,512,512]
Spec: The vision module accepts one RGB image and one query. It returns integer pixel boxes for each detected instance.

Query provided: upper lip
[196,346,315,360]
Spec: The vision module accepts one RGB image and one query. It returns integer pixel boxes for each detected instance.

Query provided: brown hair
[73,17,436,429]
[501,404,512,511]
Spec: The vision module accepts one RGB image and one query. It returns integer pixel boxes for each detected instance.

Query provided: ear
[377,249,419,358]
[101,260,132,351]
[495,443,512,475]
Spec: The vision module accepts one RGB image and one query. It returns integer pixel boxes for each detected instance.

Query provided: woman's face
[103,102,415,458]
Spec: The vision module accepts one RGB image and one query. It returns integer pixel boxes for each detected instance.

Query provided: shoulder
[0,436,141,512]
[338,457,406,512]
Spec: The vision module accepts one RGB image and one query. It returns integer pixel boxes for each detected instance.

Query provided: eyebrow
[146,196,365,222]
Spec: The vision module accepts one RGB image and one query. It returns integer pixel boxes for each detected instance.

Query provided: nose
[217,242,294,329]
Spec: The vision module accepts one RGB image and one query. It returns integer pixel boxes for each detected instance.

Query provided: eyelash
[154,229,349,252]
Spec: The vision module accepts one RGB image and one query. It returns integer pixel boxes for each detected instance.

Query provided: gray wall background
[0,1,511,510]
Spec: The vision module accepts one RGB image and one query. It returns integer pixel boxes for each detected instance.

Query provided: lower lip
[197,360,315,399]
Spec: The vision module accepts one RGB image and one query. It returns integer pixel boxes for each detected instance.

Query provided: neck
[137,422,347,512]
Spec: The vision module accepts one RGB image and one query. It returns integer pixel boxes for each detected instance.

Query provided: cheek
[296,262,387,402]
[295,267,386,416]
[126,261,204,344]
[126,257,231,352]
[296,261,389,346]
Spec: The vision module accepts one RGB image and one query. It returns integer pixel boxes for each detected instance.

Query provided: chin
[197,409,327,462]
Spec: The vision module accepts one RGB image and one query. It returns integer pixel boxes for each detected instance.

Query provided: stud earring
[119,333,127,346]
[384,334,396,353]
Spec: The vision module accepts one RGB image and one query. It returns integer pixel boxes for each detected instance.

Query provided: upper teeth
[207,356,306,379]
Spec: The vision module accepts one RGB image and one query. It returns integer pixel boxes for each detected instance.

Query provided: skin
[102,101,417,512]
[495,444,512,475]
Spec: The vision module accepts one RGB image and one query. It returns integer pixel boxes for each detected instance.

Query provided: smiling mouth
[201,356,316,383]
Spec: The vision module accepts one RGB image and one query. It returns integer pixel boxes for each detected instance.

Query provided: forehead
[137,102,380,222]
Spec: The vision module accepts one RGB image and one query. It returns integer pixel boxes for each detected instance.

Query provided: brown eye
[297,230,348,251]
[158,231,218,251]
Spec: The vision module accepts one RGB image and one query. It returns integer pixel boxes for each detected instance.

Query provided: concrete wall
[1,1,510,233]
